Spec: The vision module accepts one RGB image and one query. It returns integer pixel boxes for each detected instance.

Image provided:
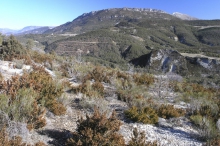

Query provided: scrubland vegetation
[0,30,220,146]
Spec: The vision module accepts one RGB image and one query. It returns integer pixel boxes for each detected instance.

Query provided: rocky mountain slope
[130,49,220,85]
[44,8,179,34]
[173,12,198,20]
[41,8,220,86]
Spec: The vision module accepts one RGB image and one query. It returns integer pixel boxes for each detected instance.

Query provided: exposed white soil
[0,60,203,145]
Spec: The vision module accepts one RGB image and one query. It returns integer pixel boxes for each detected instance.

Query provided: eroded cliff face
[130,49,220,76]
[186,56,220,71]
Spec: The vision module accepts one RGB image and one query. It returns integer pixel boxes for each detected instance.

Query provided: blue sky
[1,0,220,29]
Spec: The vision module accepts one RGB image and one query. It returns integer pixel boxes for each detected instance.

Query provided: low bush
[157,104,185,119]
[0,126,46,146]
[133,73,155,86]
[72,80,104,98]
[79,96,110,114]
[117,89,132,102]
[117,89,145,103]
[128,127,157,146]
[12,59,24,69]
[171,82,215,98]
[66,107,125,146]
[23,65,66,115]
[92,81,105,96]
[0,88,46,130]
[117,71,130,81]
[206,137,220,146]
[190,115,218,141]
[0,65,66,129]
[125,106,158,124]
[0,35,26,61]
[82,66,112,83]
[0,72,3,82]
[30,51,54,67]
[195,104,219,121]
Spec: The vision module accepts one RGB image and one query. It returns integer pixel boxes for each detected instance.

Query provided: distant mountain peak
[173,12,198,20]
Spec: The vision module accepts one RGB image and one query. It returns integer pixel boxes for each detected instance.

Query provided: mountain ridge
[44,8,180,34]
[0,26,54,35]
[172,12,199,20]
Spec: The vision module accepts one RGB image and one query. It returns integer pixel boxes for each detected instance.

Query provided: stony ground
[0,60,203,146]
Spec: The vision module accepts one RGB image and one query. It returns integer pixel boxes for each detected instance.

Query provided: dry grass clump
[117,71,130,81]
[157,104,186,119]
[66,107,125,146]
[189,101,220,141]
[190,115,218,141]
[133,73,155,86]
[125,106,158,124]
[72,80,104,98]
[171,82,215,98]
[117,89,145,103]
[206,137,220,146]
[59,62,70,77]
[128,127,157,146]
[0,126,46,146]
[0,72,3,82]
[29,51,54,67]
[92,81,105,96]
[79,96,109,114]
[82,66,113,83]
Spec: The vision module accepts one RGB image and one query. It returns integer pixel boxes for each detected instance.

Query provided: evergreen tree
[0,35,25,60]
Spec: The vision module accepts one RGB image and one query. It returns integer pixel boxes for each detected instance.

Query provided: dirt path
[180,53,220,60]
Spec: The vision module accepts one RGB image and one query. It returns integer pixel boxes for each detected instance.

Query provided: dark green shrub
[0,35,26,61]
[157,104,185,119]
[125,106,158,124]
[66,107,125,146]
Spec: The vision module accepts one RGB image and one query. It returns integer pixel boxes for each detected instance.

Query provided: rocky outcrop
[173,12,198,20]
[130,49,188,75]
[130,49,220,76]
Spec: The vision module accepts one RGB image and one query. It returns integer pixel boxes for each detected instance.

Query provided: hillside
[39,8,220,86]
[1,36,220,145]
[44,8,179,34]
